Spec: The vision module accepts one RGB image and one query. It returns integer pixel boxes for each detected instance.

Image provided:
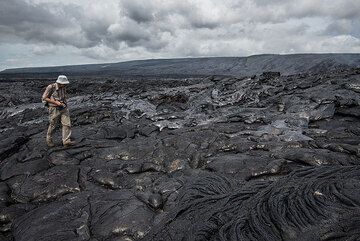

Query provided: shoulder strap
[48,83,57,98]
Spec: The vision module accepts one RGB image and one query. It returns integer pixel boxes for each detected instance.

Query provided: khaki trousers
[46,106,72,144]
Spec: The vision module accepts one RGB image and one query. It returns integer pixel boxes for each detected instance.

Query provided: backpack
[42,84,56,108]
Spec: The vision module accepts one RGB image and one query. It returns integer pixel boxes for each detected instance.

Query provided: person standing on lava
[42,75,75,147]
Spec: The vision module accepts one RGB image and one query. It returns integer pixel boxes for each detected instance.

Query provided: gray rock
[0,65,360,241]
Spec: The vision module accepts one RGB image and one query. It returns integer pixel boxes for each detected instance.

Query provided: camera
[56,101,67,111]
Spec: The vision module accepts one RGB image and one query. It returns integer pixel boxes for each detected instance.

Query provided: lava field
[0,69,360,241]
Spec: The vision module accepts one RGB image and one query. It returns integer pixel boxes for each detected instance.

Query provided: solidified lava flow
[0,68,360,241]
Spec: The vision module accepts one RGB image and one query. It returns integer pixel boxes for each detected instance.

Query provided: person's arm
[42,85,65,107]
[44,97,65,106]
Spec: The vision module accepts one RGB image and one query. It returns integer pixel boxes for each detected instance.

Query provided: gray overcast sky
[1,0,360,70]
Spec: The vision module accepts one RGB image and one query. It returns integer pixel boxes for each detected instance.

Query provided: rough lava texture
[0,68,360,241]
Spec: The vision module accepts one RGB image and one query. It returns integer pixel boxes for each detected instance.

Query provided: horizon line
[2,52,360,72]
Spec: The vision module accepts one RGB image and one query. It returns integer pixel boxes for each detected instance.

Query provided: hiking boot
[63,140,76,147]
[46,139,55,147]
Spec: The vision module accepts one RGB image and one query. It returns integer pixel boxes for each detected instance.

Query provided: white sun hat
[56,75,70,84]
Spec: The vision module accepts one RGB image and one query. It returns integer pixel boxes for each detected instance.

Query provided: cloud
[0,0,64,27]
[252,0,360,22]
[32,45,59,55]
[320,35,360,50]
[0,0,360,69]
[325,20,352,36]
[0,0,96,48]
[120,0,155,23]
[323,19,360,39]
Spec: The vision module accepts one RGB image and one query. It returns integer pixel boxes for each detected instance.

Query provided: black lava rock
[0,67,360,241]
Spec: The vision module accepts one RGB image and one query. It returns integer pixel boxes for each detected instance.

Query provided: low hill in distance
[1,53,360,78]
